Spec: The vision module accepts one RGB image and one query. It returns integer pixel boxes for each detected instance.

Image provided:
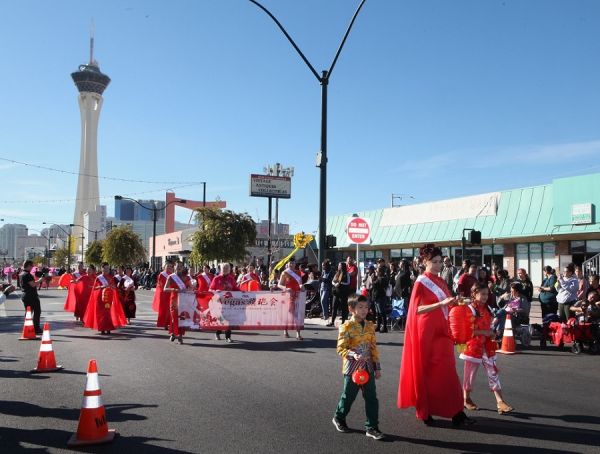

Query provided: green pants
[334,371,379,430]
[558,302,572,322]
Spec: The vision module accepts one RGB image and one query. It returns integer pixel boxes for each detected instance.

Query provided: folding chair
[389,298,407,331]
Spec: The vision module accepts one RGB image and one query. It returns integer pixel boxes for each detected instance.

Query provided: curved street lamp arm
[248,0,322,82]
[328,0,367,78]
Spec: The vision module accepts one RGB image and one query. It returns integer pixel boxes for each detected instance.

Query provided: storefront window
[516,244,529,273]
[543,242,557,270]
[570,241,585,254]
[587,240,600,254]
[390,249,401,258]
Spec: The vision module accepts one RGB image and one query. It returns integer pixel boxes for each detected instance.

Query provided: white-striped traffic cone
[497,313,518,354]
[31,322,63,373]
[67,359,116,447]
[19,306,39,340]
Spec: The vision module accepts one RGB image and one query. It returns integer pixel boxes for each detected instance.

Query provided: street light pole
[249,0,367,271]
[152,204,157,271]
[115,196,186,272]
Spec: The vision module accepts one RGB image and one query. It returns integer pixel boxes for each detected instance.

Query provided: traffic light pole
[461,228,473,265]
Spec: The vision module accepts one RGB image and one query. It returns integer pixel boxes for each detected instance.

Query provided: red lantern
[352,369,370,386]
[449,304,474,352]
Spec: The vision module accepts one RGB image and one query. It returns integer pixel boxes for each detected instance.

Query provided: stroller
[303,281,322,318]
[494,302,532,348]
[540,316,600,354]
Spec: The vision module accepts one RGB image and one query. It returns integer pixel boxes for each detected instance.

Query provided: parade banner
[177,291,305,331]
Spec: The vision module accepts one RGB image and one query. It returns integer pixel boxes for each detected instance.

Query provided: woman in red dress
[118,266,138,324]
[397,244,475,427]
[74,265,96,321]
[83,263,127,335]
[152,261,174,328]
[63,262,86,319]
[278,259,304,340]
[164,262,192,344]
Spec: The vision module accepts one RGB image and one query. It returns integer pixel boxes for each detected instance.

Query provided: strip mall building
[326,173,600,286]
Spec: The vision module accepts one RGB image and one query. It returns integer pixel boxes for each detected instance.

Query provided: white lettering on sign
[347,217,371,244]
[249,174,292,199]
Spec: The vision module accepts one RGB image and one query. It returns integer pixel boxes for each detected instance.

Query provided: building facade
[0,224,28,262]
[326,173,600,284]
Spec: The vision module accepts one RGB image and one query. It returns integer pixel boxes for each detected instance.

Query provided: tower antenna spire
[89,19,95,65]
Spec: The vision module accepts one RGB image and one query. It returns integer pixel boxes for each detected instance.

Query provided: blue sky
[1,0,599,236]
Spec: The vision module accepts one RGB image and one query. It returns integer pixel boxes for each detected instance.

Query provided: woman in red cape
[75,265,96,321]
[278,259,304,340]
[152,261,174,328]
[83,263,127,335]
[164,262,192,344]
[64,263,86,316]
[397,244,475,427]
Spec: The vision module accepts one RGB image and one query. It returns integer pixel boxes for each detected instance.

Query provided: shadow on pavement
[186,337,337,352]
[381,434,581,454]
[0,427,193,454]
[0,400,157,423]
[508,411,600,425]
[457,416,600,447]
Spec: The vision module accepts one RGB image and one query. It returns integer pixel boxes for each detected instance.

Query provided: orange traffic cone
[19,306,39,340]
[497,313,518,355]
[31,323,63,373]
[67,359,117,447]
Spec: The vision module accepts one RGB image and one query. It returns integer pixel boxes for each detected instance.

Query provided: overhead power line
[0,156,202,185]
[0,183,202,204]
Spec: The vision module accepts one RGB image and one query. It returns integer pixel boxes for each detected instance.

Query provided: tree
[52,247,72,268]
[85,240,104,266]
[190,208,256,265]
[102,225,146,266]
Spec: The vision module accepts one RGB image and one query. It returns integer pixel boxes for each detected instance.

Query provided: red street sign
[347,217,370,244]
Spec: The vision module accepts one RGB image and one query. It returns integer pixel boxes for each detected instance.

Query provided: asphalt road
[1,289,599,454]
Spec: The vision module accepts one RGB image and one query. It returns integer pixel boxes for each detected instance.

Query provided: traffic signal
[326,235,337,248]
[467,230,482,245]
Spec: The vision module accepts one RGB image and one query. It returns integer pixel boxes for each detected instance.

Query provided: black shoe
[452,411,476,427]
[170,334,175,342]
[325,322,334,327]
[215,333,221,341]
[34,330,43,335]
[332,417,350,433]
[366,428,385,440]
[423,416,435,426]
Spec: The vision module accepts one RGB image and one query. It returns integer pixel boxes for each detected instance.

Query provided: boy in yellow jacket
[332,295,384,440]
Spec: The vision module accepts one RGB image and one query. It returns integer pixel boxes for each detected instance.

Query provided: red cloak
[397,272,463,420]
[152,271,171,327]
[75,273,95,319]
[83,276,127,332]
[63,272,82,313]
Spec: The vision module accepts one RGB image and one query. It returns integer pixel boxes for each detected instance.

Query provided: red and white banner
[177,291,306,331]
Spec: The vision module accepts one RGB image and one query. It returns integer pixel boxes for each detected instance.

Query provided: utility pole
[264,163,294,261]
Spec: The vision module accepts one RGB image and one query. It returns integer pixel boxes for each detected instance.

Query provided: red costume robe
[167,273,191,336]
[196,272,214,292]
[152,271,171,328]
[63,271,85,312]
[75,273,95,320]
[83,274,127,332]
[239,272,261,292]
[397,272,463,420]
[460,301,497,363]
[118,275,137,319]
